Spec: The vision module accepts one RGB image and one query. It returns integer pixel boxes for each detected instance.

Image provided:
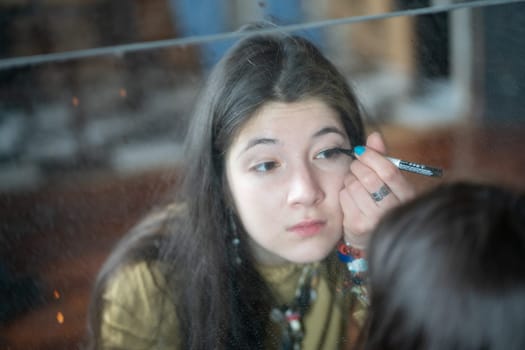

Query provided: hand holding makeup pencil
[339,131,416,250]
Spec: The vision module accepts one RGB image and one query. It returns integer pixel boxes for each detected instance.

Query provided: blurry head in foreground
[364,181,525,350]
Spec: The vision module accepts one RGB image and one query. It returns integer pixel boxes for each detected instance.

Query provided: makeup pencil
[337,148,443,177]
[385,156,442,177]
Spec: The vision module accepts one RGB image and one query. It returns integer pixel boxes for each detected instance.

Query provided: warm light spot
[56,311,65,324]
[72,96,79,107]
[53,289,61,299]
[119,88,127,97]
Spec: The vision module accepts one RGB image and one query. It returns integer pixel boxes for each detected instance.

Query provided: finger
[339,187,370,248]
[340,176,379,248]
[343,172,381,215]
[353,144,414,202]
[350,158,399,207]
[365,131,387,154]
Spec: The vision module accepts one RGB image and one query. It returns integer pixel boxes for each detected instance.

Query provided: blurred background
[0,0,524,348]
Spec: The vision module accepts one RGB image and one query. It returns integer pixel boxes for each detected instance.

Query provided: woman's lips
[287,220,326,237]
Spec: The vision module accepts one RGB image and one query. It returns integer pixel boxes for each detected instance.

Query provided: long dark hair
[363,181,525,350]
[88,28,366,349]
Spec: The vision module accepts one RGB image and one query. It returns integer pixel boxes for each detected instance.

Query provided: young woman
[362,181,525,350]
[87,27,414,350]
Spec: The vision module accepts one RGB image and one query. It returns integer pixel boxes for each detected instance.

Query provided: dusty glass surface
[1,1,524,348]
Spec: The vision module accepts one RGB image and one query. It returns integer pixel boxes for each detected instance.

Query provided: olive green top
[99,259,366,349]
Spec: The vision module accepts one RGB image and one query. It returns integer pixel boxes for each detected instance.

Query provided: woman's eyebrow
[239,137,278,155]
[312,126,346,139]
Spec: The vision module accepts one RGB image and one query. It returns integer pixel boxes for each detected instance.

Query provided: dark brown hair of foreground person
[362,181,525,350]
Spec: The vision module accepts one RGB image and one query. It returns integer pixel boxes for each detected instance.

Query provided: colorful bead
[347,258,368,274]
[337,242,366,262]
[337,243,355,263]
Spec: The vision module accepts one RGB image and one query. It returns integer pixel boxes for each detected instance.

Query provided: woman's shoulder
[103,260,171,303]
[98,202,187,294]
[99,260,180,348]
[103,200,188,284]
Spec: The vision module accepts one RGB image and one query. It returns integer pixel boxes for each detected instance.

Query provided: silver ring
[371,184,391,202]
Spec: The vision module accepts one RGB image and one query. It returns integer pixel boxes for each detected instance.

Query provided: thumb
[365,131,387,155]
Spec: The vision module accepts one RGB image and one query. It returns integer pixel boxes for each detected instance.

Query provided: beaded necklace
[337,241,369,306]
[270,263,320,350]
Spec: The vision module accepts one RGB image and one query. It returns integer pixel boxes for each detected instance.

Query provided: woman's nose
[286,165,324,207]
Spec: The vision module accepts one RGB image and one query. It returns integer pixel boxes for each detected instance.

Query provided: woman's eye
[315,148,344,160]
[252,161,279,173]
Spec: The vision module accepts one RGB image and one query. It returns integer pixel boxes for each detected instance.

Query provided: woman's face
[226,98,352,265]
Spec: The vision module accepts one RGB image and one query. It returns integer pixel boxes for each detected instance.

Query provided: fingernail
[354,146,366,156]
